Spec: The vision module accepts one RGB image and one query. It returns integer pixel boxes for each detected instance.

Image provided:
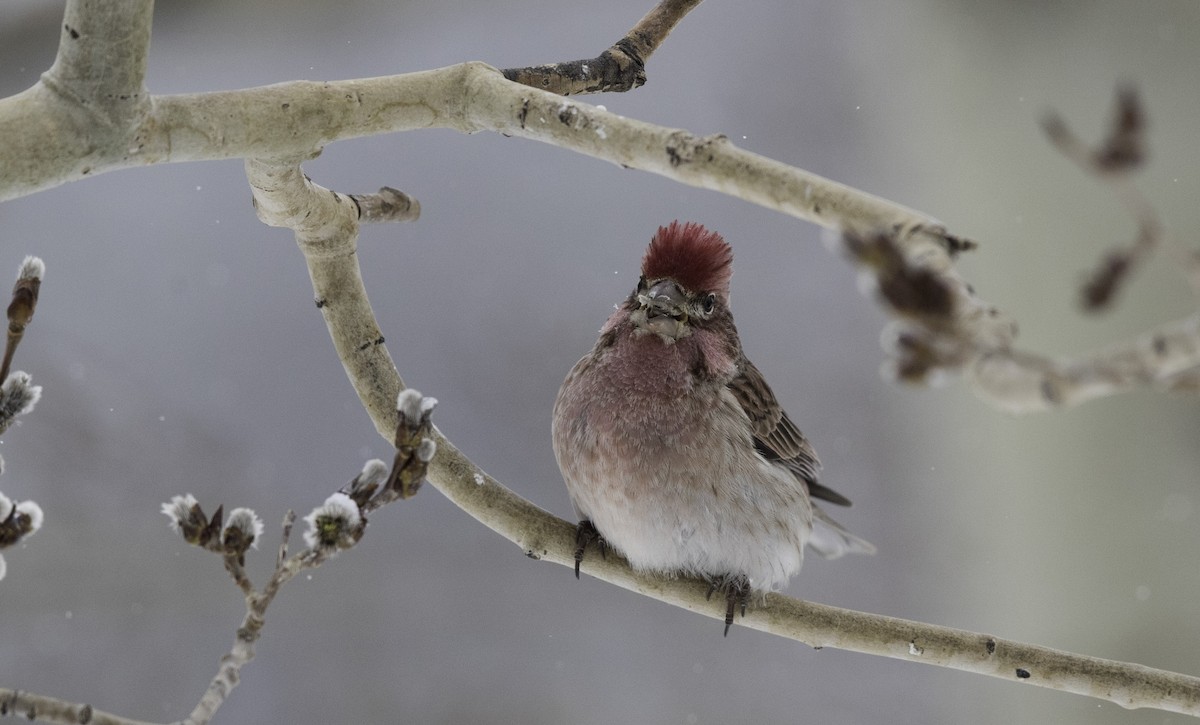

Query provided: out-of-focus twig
[1043,86,1200,311]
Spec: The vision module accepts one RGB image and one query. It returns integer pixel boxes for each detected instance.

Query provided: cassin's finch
[552,221,873,635]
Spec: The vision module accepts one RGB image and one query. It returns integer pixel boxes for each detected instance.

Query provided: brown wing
[728,357,852,507]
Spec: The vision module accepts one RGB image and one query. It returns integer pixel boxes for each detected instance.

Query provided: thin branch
[836,228,1200,411]
[0,690,156,725]
[502,0,703,95]
[0,1,1196,720]
[168,408,435,725]
[1,6,1196,418]
[822,89,1200,412]
[242,157,1200,717]
[968,314,1200,411]
[1042,86,1168,311]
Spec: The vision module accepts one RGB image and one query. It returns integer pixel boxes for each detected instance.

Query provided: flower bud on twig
[222,507,264,565]
[302,493,363,552]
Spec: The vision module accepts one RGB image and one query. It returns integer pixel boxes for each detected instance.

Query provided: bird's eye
[701,293,717,315]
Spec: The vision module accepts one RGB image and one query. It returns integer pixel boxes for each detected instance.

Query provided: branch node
[349,186,420,223]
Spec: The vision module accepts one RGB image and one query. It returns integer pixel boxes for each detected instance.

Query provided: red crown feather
[640,221,733,294]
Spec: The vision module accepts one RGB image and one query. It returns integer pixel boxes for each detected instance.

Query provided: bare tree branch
[3,1,1200,721]
[160,406,437,725]
[1043,86,1163,311]
[502,0,702,95]
[242,156,1200,717]
[0,689,155,725]
[3,3,1197,418]
[827,90,1200,412]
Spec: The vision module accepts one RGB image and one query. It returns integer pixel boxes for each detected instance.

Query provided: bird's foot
[573,520,608,579]
[706,573,751,636]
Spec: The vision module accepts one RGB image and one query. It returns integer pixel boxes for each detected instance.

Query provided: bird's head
[629,221,734,343]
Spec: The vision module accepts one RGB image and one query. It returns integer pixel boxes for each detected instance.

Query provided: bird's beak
[636,279,689,339]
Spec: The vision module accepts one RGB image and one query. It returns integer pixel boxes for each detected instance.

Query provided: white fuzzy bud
[416,438,437,463]
[161,493,199,534]
[302,493,362,551]
[357,459,389,488]
[14,500,42,536]
[224,507,264,549]
[0,371,41,419]
[17,256,45,282]
[396,389,437,424]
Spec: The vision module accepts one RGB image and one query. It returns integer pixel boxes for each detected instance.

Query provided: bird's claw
[574,520,607,579]
[706,574,751,636]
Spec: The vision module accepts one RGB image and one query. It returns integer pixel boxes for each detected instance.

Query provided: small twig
[1042,85,1146,176]
[348,186,420,223]
[162,390,435,725]
[0,688,156,725]
[1042,86,1185,312]
[502,0,702,95]
[276,510,295,569]
[248,145,1200,714]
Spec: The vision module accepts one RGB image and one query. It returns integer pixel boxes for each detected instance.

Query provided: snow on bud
[14,500,42,537]
[357,459,389,489]
[416,438,437,463]
[161,494,200,535]
[342,458,390,507]
[223,507,264,552]
[389,389,438,499]
[303,493,362,552]
[161,493,225,546]
[0,371,41,419]
[0,494,42,548]
[17,256,45,283]
[396,389,437,425]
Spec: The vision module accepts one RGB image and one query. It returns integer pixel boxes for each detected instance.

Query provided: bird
[552,220,874,635]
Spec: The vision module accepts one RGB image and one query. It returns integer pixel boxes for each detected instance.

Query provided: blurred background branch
[246,144,1200,717]
[0,0,1197,723]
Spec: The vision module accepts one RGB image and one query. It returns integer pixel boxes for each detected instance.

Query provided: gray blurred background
[1,1,1198,723]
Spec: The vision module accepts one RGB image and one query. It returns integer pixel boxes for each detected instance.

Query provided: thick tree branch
[0,1,1197,721]
[0,2,1192,429]
[241,157,1200,717]
[46,0,153,116]
[501,0,702,95]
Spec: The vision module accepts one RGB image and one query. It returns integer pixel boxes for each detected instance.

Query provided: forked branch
[1,0,1199,722]
[241,157,1200,717]
[502,0,702,95]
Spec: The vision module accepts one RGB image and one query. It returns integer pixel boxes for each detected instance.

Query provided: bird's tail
[808,505,876,559]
